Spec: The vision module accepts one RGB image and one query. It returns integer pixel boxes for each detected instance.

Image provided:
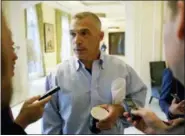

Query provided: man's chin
[75,54,87,60]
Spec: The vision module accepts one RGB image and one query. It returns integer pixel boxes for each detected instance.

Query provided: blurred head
[70,12,104,61]
[164,1,184,85]
[1,14,18,109]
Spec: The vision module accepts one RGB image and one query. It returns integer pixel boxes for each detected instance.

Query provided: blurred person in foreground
[159,68,184,120]
[123,0,185,134]
[1,13,51,134]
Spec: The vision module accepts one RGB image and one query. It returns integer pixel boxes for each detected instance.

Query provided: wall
[125,1,164,103]
[42,3,72,74]
[2,1,29,106]
[42,3,57,74]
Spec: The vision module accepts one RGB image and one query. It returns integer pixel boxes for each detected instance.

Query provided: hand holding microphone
[15,86,60,129]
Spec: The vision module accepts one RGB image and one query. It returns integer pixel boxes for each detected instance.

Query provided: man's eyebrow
[70,28,90,33]
[79,28,90,32]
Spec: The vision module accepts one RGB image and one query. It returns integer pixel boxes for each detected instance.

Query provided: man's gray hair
[72,11,101,30]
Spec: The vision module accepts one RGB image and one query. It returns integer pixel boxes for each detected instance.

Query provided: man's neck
[81,60,93,69]
[81,52,100,70]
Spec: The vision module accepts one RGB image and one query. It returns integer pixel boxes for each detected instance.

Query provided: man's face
[70,17,104,60]
[164,1,184,85]
[1,17,18,108]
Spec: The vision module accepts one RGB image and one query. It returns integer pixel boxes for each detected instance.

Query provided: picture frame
[109,32,125,55]
[44,23,55,53]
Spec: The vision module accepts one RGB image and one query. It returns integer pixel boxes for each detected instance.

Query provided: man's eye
[70,32,76,37]
[81,31,87,36]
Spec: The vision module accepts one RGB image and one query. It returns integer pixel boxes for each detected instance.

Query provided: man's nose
[74,34,83,45]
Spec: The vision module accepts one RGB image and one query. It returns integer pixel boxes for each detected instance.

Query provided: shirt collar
[99,51,105,69]
[74,51,105,71]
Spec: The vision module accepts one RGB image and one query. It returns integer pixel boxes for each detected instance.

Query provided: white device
[111,78,126,104]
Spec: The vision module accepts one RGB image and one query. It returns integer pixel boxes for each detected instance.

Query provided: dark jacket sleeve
[1,107,27,135]
[1,123,27,135]
[159,68,174,119]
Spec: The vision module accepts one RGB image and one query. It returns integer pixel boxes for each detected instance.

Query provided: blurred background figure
[101,42,107,52]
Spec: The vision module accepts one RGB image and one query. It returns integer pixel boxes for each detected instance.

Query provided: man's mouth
[75,48,86,52]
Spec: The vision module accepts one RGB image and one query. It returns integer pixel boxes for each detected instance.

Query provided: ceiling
[50,1,126,30]
[80,1,125,6]
[21,1,126,30]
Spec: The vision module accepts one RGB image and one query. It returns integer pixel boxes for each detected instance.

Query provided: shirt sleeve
[124,65,147,107]
[42,72,63,134]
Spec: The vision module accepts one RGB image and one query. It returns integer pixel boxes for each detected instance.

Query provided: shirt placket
[90,61,101,108]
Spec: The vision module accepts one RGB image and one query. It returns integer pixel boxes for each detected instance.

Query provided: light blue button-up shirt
[42,53,147,134]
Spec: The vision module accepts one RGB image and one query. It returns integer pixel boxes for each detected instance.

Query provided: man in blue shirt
[159,68,184,120]
[42,12,147,134]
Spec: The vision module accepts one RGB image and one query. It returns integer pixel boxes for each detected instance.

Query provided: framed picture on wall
[44,23,55,53]
[109,32,125,55]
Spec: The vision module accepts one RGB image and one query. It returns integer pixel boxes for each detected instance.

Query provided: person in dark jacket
[1,13,51,134]
[159,68,184,120]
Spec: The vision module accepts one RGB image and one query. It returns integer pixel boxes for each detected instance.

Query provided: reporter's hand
[169,99,185,115]
[123,108,168,133]
[123,112,149,133]
[15,95,51,129]
[132,108,169,130]
[123,108,185,134]
[96,104,124,130]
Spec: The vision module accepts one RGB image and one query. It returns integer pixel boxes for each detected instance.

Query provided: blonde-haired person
[1,14,51,134]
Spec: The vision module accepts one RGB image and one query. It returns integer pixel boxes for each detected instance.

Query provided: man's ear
[100,31,104,41]
[177,1,184,40]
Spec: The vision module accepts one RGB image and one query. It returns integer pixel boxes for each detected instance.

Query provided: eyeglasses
[13,45,20,54]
